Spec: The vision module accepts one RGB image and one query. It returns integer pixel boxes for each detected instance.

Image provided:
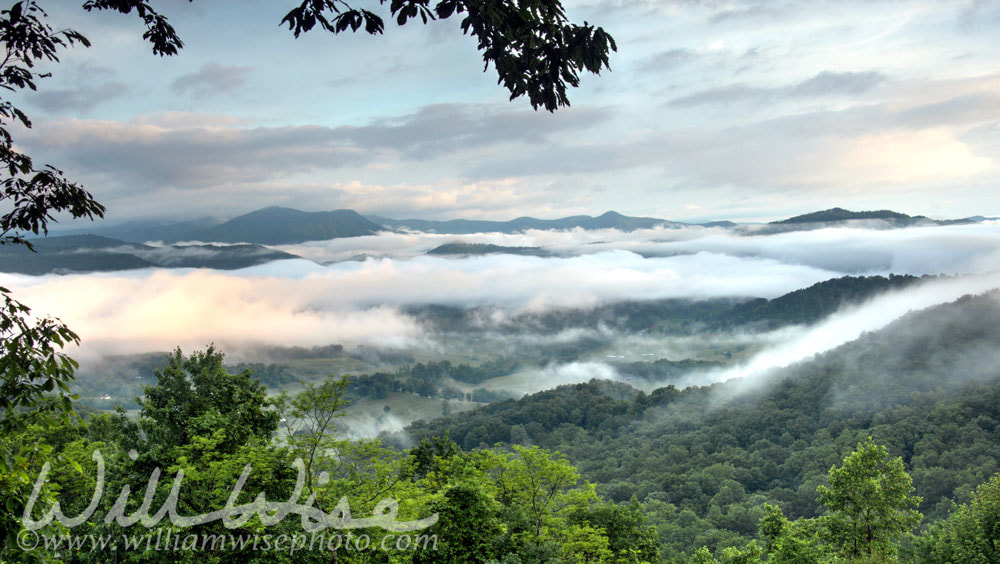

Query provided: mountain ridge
[54,207,382,245]
[0,234,304,275]
[197,207,382,244]
[403,290,1000,557]
[51,206,993,244]
[369,209,687,234]
[761,206,987,230]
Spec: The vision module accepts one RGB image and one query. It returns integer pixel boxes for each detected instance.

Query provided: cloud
[19,103,608,195]
[143,179,573,225]
[7,221,1000,360]
[463,134,661,178]
[709,3,789,23]
[333,103,611,159]
[315,179,567,220]
[609,83,997,192]
[123,244,282,266]
[697,271,1000,386]
[669,70,886,107]
[32,81,131,114]
[636,48,697,72]
[3,269,425,360]
[463,80,998,190]
[790,70,886,96]
[22,119,367,189]
[171,63,254,99]
[536,274,1000,395]
[26,63,129,115]
[325,55,415,88]
[339,409,408,441]
[133,112,249,128]
[9,0,996,227]
[668,83,769,106]
[959,0,995,29]
[489,362,623,397]
[696,103,995,188]
[895,91,1000,130]
[277,220,1000,285]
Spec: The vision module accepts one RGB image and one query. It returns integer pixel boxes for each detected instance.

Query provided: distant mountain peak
[773,208,915,225]
[239,206,304,217]
[202,207,382,244]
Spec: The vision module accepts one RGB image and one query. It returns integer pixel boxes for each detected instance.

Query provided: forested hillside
[409,274,927,336]
[408,291,1000,559]
[7,278,999,563]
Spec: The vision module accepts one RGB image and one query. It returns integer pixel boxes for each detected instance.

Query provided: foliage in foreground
[3,347,660,563]
[915,473,1000,563]
[6,345,1000,563]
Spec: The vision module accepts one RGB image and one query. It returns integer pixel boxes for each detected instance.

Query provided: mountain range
[66,207,382,245]
[42,206,995,247]
[0,234,301,275]
[370,210,688,234]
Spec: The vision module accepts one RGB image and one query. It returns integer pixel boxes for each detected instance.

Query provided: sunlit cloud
[6,222,1000,361]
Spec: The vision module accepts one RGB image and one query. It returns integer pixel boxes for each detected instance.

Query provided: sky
[10,0,1000,225]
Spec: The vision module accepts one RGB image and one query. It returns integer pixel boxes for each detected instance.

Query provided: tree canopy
[917,473,1000,563]
[817,438,922,559]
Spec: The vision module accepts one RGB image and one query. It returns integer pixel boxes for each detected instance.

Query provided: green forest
[4,284,1000,562]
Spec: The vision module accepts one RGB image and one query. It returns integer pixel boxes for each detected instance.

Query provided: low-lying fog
[5,221,1000,418]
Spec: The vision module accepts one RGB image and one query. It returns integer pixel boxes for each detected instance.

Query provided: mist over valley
[9,208,999,444]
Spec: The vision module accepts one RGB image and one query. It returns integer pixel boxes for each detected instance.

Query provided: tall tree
[817,438,922,559]
[139,346,279,454]
[276,373,350,494]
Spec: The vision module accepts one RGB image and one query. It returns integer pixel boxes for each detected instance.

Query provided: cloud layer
[6,222,1000,361]
[699,271,1000,386]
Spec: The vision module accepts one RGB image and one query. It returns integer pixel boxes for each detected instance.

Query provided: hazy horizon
[45,203,1000,231]
[7,220,1000,363]
[14,1,1000,225]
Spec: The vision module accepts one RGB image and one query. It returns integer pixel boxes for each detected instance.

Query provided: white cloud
[6,222,1000,359]
[170,63,254,99]
[698,271,1000,385]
